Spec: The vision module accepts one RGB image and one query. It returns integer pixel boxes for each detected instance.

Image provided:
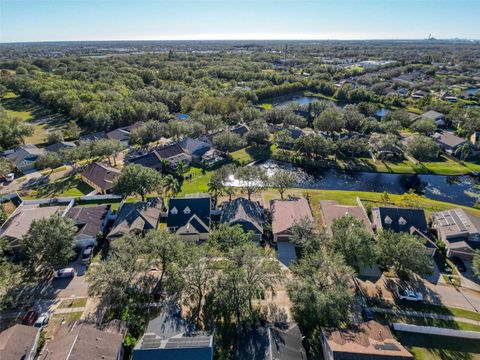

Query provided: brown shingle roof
[323,321,413,359]
[81,162,120,192]
[40,323,124,360]
[320,200,373,234]
[0,324,39,360]
[270,197,313,235]
[65,205,109,238]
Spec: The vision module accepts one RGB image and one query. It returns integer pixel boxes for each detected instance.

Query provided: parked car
[34,313,49,328]
[362,307,374,321]
[398,289,423,302]
[81,246,94,265]
[55,267,75,279]
[69,247,81,262]
[451,257,467,272]
[22,310,39,326]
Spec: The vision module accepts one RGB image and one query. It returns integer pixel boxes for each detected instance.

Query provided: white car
[55,267,75,278]
[398,289,423,302]
[34,313,49,328]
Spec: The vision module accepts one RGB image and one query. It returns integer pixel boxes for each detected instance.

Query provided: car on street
[34,313,49,328]
[398,289,423,302]
[55,267,76,278]
[22,310,39,326]
[451,257,467,272]
[81,246,94,265]
[362,307,374,321]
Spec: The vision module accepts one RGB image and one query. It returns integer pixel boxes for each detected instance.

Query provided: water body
[254,160,480,207]
[464,88,480,96]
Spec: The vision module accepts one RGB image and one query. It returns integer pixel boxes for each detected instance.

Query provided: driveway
[459,260,480,292]
[276,242,297,267]
[44,258,89,299]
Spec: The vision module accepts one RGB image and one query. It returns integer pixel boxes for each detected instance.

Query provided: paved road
[371,307,480,326]
[0,166,72,195]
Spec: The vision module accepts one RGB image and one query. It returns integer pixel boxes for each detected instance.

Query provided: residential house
[0,204,62,253]
[197,131,220,147]
[421,110,446,127]
[44,141,76,153]
[320,200,373,235]
[167,194,211,241]
[321,321,413,360]
[129,151,163,172]
[65,205,110,249]
[6,144,45,173]
[371,207,437,257]
[271,197,313,266]
[39,321,125,360]
[0,324,40,360]
[106,121,144,146]
[220,197,265,241]
[133,305,213,360]
[154,143,192,170]
[200,148,225,167]
[411,90,428,99]
[440,91,457,103]
[236,323,306,360]
[432,132,470,155]
[431,208,480,260]
[107,198,162,240]
[231,123,250,138]
[78,131,107,142]
[178,137,211,164]
[81,162,120,194]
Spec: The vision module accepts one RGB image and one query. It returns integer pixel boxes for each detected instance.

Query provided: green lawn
[179,166,213,195]
[27,175,93,198]
[230,145,276,165]
[375,312,480,332]
[57,297,88,309]
[396,332,480,360]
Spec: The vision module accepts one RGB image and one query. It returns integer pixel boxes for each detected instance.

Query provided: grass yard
[179,166,213,195]
[57,297,88,309]
[45,311,83,339]
[230,145,276,165]
[27,175,93,199]
[395,332,480,360]
[375,312,480,332]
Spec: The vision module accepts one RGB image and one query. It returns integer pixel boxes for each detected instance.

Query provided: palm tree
[208,173,224,208]
[162,174,180,198]
[176,161,188,178]
[455,143,471,162]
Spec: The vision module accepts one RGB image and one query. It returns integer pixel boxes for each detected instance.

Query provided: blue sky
[1,0,479,42]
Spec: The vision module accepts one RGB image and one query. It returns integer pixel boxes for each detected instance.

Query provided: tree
[63,120,81,140]
[162,174,180,198]
[314,107,345,136]
[61,142,91,171]
[130,120,168,146]
[270,169,297,200]
[46,130,64,145]
[376,230,433,279]
[91,139,125,166]
[35,151,62,170]
[274,130,294,149]
[473,251,480,278]
[294,134,332,159]
[405,135,440,161]
[207,171,225,208]
[384,109,413,128]
[235,166,267,200]
[217,164,237,201]
[113,164,162,201]
[209,224,253,252]
[0,238,24,311]
[455,143,471,161]
[330,215,375,271]
[213,132,245,154]
[411,118,437,135]
[0,158,13,177]
[288,249,354,333]
[0,109,34,150]
[24,215,76,273]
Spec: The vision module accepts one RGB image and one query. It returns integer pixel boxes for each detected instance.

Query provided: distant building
[154,143,192,170]
[321,321,413,360]
[45,141,76,153]
[178,137,211,163]
[167,194,211,241]
[0,324,40,360]
[81,162,120,194]
[133,305,213,360]
[421,110,446,127]
[129,151,163,171]
[6,144,45,173]
[220,197,265,241]
[106,121,144,145]
[78,131,108,142]
[432,132,469,155]
[107,198,162,240]
[431,208,480,260]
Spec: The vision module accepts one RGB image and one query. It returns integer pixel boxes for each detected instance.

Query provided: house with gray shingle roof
[220,197,265,241]
[6,144,45,173]
[167,194,211,241]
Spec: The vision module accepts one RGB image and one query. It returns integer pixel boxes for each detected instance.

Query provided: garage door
[277,242,297,267]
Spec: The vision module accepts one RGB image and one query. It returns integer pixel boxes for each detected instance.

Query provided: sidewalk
[371,307,480,326]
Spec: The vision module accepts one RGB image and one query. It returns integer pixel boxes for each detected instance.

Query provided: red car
[22,310,39,326]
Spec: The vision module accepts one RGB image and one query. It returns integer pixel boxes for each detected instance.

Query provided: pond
[464,88,480,96]
[252,160,480,207]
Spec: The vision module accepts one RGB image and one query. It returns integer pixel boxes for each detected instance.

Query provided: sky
[1,0,479,43]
